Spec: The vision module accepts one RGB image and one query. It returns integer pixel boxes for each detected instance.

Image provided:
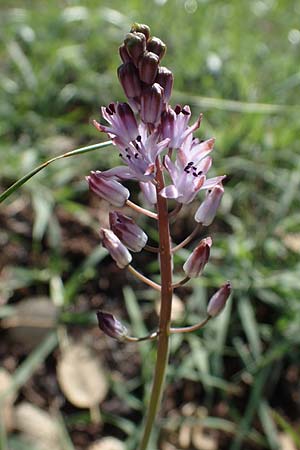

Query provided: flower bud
[140,83,164,126]
[100,228,132,268]
[147,37,166,60]
[124,32,146,66]
[195,183,224,225]
[118,62,142,99]
[183,237,212,278]
[109,211,148,252]
[155,67,174,103]
[86,171,129,207]
[119,43,131,63]
[138,51,160,84]
[207,282,231,317]
[130,23,151,42]
[139,181,157,206]
[97,311,128,340]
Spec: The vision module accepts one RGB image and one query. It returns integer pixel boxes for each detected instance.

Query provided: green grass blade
[0,332,57,402]
[0,140,112,204]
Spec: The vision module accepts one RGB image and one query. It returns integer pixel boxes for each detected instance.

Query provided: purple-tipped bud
[109,211,148,252]
[183,237,212,278]
[155,67,174,103]
[195,183,224,225]
[118,62,142,99]
[138,51,160,84]
[139,181,157,206]
[147,37,166,60]
[130,23,151,42]
[97,311,128,340]
[86,171,129,207]
[124,32,146,66]
[119,43,131,63]
[100,228,132,268]
[207,282,231,317]
[140,83,164,126]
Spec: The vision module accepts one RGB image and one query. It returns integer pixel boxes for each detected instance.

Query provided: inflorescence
[86,22,231,341]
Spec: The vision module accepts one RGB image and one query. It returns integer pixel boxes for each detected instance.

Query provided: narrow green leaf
[0,140,112,204]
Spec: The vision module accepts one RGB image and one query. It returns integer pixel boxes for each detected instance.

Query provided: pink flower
[93,102,139,146]
[159,105,202,149]
[160,153,225,204]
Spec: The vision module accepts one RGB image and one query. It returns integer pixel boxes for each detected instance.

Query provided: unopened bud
[195,184,224,225]
[140,83,164,126]
[147,37,166,60]
[100,228,132,269]
[119,43,131,63]
[183,237,212,278]
[155,67,174,103]
[124,32,146,66]
[138,51,159,84]
[118,62,141,99]
[109,211,148,252]
[207,282,231,317]
[130,23,151,42]
[86,171,129,207]
[139,181,157,206]
[97,311,128,340]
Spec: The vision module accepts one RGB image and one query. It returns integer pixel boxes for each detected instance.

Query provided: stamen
[174,104,182,114]
[182,107,190,115]
[136,135,142,142]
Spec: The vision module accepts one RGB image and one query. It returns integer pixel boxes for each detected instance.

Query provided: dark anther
[135,153,139,158]
[109,103,116,113]
[182,107,190,115]
[136,135,142,142]
[174,104,182,114]
[198,170,203,175]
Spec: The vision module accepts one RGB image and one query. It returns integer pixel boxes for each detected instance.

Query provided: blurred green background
[1,1,300,449]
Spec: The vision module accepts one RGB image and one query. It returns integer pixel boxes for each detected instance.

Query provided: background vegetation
[1,1,300,449]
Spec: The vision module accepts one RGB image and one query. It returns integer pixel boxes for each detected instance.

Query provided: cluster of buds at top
[87,24,231,340]
[117,23,173,125]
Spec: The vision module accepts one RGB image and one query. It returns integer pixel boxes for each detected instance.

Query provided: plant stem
[138,158,173,450]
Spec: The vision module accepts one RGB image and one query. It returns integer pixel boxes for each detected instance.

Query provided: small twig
[126,200,158,220]
[168,203,182,220]
[144,244,159,253]
[170,316,211,334]
[172,223,202,253]
[172,276,190,289]
[125,330,159,343]
[128,265,161,291]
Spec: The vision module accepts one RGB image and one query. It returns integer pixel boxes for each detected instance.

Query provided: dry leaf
[192,426,217,450]
[14,402,62,450]
[57,343,108,408]
[4,297,57,348]
[0,368,17,431]
[281,233,300,253]
[278,433,297,450]
[88,437,125,450]
[156,294,185,322]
